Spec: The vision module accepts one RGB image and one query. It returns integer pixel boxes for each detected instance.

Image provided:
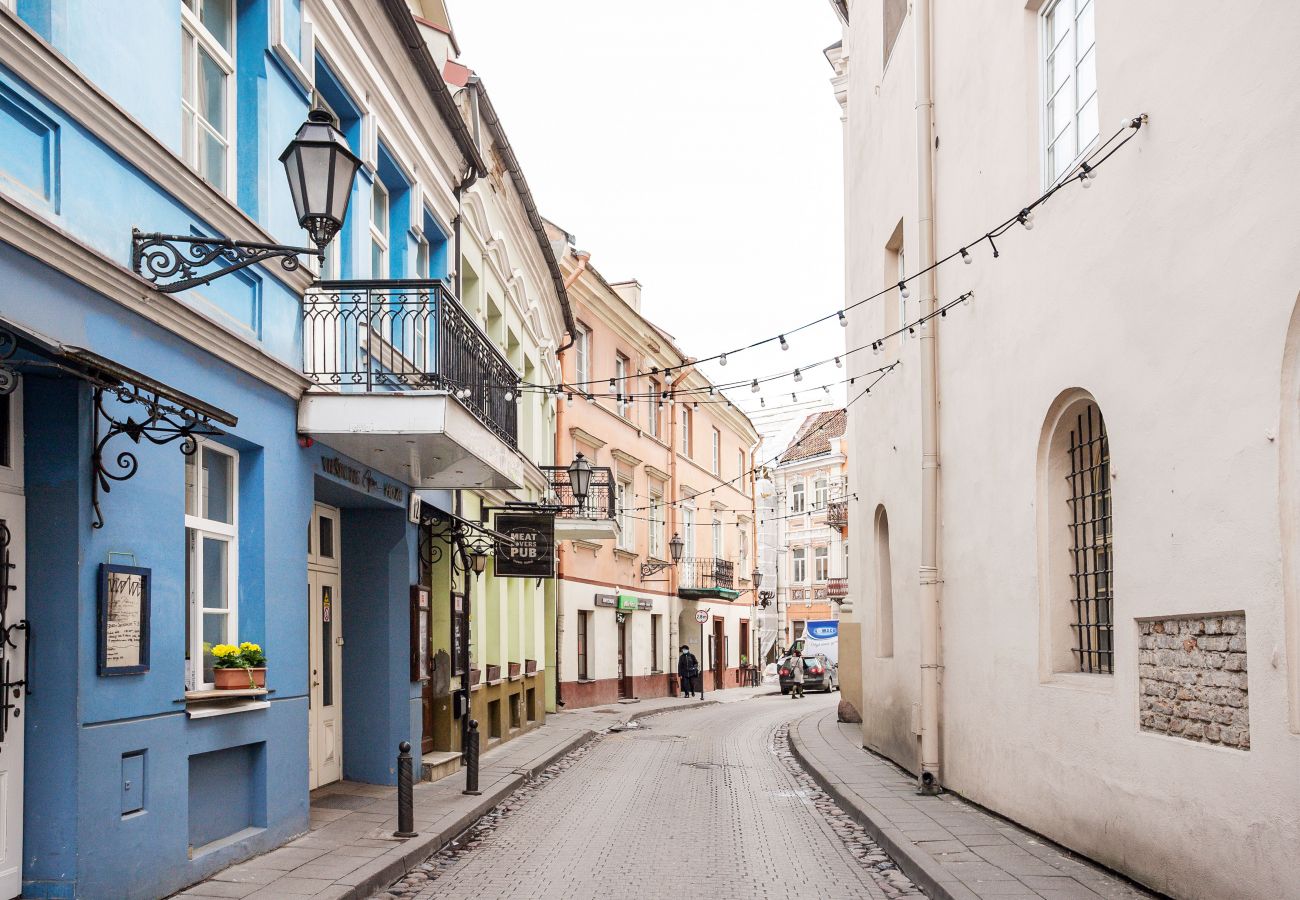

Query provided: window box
[508,661,521,681]
[524,659,537,675]
[485,664,501,684]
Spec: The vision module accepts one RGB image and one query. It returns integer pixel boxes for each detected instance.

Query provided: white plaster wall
[559,580,671,681]
[841,2,1300,898]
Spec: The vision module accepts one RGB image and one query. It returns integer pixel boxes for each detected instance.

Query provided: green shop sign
[617,594,639,611]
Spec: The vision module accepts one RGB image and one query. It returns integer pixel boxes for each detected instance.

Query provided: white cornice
[609,448,643,467]
[644,465,670,482]
[0,8,314,295]
[569,426,605,450]
[0,196,310,398]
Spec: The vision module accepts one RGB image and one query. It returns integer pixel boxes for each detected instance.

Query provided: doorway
[712,618,726,690]
[616,616,631,698]
[308,503,343,789]
[0,384,24,900]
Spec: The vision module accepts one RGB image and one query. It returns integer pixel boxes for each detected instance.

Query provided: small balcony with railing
[296,280,524,489]
[540,462,619,542]
[677,557,739,601]
[827,576,849,600]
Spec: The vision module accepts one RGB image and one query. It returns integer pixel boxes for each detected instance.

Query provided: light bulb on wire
[899,281,910,299]
[960,247,972,265]
[834,357,842,368]
[719,353,727,366]
[751,379,760,393]
[779,335,789,351]
[838,311,847,328]
[793,368,803,383]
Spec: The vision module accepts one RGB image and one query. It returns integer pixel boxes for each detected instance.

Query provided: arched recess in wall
[1276,292,1300,733]
[874,504,894,658]
[1036,388,1115,680]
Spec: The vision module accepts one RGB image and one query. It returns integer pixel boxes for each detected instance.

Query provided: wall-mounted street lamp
[468,548,489,578]
[757,590,776,608]
[133,109,362,293]
[567,452,593,512]
[640,531,685,580]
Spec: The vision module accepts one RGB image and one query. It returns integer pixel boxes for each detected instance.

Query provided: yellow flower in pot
[211,642,268,690]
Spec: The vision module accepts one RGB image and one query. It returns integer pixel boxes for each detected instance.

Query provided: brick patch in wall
[1137,613,1248,750]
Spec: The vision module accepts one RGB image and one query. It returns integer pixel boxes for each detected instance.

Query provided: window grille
[1067,403,1112,674]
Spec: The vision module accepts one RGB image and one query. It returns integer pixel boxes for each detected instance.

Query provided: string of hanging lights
[516,115,1145,393]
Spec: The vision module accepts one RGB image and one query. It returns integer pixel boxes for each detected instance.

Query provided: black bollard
[463,719,481,796]
[394,741,418,838]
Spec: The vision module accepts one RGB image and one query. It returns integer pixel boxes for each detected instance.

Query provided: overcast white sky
[449,1,847,422]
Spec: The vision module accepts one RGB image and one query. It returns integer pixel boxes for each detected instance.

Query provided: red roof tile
[779,409,846,463]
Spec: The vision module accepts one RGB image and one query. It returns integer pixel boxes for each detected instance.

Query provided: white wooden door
[308,504,342,789]
[0,384,25,900]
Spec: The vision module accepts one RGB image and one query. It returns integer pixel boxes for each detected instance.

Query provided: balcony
[541,463,619,541]
[297,280,523,489]
[827,500,848,528]
[827,577,849,599]
[677,557,739,600]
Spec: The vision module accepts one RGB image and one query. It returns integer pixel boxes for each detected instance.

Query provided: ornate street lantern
[567,452,593,510]
[669,532,685,564]
[752,568,763,588]
[469,549,488,577]
[279,109,363,253]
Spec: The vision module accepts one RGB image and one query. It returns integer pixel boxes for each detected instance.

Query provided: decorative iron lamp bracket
[131,229,321,294]
[639,558,674,580]
[92,384,226,529]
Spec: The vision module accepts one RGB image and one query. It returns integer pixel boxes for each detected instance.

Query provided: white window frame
[681,506,695,557]
[792,547,807,583]
[711,428,721,475]
[814,545,829,582]
[185,439,239,691]
[181,0,236,196]
[575,323,590,385]
[814,477,828,510]
[712,520,723,559]
[370,179,390,278]
[615,353,630,418]
[616,480,634,551]
[680,407,691,456]
[647,379,660,437]
[648,492,665,558]
[791,481,805,514]
[1040,0,1098,187]
[738,527,748,572]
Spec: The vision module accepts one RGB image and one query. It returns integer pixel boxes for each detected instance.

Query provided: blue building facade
[0,1,542,896]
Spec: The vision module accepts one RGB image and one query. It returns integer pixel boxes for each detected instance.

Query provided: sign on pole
[494,512,556,578]
[695,608,709,624]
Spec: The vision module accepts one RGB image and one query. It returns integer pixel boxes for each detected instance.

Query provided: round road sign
[695,609,709,624]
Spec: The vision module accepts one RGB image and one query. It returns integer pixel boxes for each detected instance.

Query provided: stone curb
[336,727,599,900]
[786,712,979,900]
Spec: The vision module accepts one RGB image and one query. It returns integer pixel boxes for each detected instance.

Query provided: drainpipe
[452,167,476,298]
[914,0,943,795]
[552,250,591,708]
[667,389,680,665]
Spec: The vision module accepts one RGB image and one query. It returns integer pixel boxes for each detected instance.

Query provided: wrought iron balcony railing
[541,464,616,519]
[827,576,849,599]
[303,280,518,447]
[677,557,736,591]
[827,500,848,527]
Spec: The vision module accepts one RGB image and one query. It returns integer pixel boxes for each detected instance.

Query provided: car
[777,653,838,694]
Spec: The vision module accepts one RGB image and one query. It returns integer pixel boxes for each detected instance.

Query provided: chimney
[611,279,642,313]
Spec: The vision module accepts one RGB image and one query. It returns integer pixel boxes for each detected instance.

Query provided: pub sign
[494,512,556,578]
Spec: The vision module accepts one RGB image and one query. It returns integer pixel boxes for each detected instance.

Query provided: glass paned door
[308,503,343,789]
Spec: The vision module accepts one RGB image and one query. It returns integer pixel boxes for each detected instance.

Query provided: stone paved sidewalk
[789,708,1161,900]
[176,687,772,900]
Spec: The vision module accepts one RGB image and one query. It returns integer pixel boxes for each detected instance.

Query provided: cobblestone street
[376,694,921,900]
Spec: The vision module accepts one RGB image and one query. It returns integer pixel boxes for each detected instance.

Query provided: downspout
[552,250,591,708]
[667,391,680,665]
[914,0,943,795]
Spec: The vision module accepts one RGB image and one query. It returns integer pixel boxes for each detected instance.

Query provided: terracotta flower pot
[213,667,266,689]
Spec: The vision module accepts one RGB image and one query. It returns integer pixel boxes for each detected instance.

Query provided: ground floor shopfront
[557,578,755,707]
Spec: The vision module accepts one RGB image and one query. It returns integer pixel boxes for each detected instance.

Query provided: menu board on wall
[98,563,151,676]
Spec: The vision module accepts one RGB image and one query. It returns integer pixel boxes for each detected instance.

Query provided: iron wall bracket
[132,228,321,294]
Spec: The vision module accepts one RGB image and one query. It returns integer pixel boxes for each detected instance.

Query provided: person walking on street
[789,649,804,699]
[678,645,701,699]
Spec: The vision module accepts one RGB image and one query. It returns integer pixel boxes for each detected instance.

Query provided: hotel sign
[494,512,555,578]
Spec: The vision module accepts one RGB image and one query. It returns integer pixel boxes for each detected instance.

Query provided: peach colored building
[547,224,761,708]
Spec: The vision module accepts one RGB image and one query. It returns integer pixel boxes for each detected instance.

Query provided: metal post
[394,741,417,838]
[463,719,481,796]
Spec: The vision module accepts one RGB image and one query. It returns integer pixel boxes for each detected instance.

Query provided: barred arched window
[1039,392,1113,675]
